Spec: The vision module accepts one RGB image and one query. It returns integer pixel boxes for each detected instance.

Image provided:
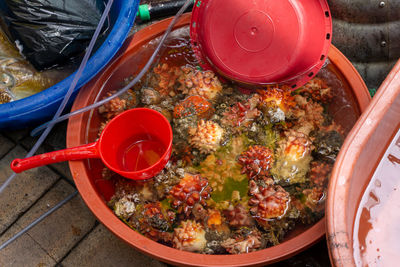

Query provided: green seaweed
[246,123,280,150]
[211,177,248,203]
[196,136,249,203]
[262,124,279,149]
[161,198,172,211]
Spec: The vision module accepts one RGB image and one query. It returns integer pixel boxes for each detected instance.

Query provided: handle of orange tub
[10,142,100,173]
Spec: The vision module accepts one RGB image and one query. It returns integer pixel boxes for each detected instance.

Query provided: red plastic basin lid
[190,0,332,88]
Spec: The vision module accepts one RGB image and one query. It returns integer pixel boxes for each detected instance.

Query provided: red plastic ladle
[10,108,173,180]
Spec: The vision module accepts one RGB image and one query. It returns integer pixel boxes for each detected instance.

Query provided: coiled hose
[31,0,193,137]
[0,0,114,195]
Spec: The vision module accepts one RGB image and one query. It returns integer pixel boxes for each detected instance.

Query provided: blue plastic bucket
[0,0,139,130]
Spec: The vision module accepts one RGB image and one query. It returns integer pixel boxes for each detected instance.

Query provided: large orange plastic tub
[327,59,400,266]
[67,14,370,267]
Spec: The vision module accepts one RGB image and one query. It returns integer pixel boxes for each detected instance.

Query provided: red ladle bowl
[11,108,172,180]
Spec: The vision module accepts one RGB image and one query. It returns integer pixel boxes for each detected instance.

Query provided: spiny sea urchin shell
[223,204,254,227]
[152,63,183,96]
[237,145,274,179]
[173,95,214,119]
[207,209,223,228]
[142,202,172,231]
[189,120,224,154]
[113,194,139,220]
[257,86,296,113]
[221,95,261,131]
[178,66,222,101]
[173,220,207,252]
[271,130,314,185]
[278,130,314,162]
[248,180,290,228]
[299,77,333,103]
[168,173,212,215]
[136,202,174,243]
[140,87,161,105]
[302,101,325,128]
[206,209,231,234]
[221,229,262,254]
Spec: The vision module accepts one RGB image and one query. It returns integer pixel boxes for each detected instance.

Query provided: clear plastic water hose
[0,0,193,251]
[0,190,78,251]
[0,0,113,194]
[31,0,193,137]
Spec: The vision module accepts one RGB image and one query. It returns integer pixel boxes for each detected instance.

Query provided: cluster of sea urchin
[298,77,333,103]
[152,63,183,96]
[173,220,207,252]
[168,173,212,215]
[237,145,274,180]
[221,95,261,131]
[104,35,344,255]
[189,120,224,154]
[248,180,290,229]
[221,229,262,254]
[257,86,296,114]
[98,91,127,120]
[223,204,254,227]
[173,95,214,119]
[177,66,222,101]
[277,130,314,162]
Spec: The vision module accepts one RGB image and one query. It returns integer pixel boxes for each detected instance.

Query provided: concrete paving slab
[2,128,30,143]
[14,180,96,262]
[19,121,67,152]
[0,223,57,267]
[0,134,14,159]
[61,224,167,267]
[0,146,59,234]
[49,161,73,184]
[43,122,68,151]
[19,133,38,151]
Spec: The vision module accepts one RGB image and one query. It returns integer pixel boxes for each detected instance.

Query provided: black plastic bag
[0,0,107,70]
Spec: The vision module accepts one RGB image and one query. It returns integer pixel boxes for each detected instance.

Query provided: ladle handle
[10,142,99,173]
